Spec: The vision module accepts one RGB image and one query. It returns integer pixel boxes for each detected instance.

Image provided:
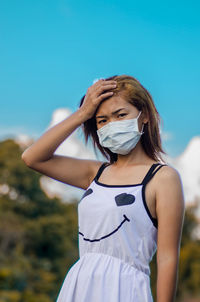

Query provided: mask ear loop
[137,111,142,119]
[140,123,145,135]
[137,111,144,134]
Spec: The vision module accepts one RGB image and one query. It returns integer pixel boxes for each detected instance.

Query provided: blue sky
[0,0,199,157]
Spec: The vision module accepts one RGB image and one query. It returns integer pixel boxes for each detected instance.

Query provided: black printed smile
[78,214,130,242]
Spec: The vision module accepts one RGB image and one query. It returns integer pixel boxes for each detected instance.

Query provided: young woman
[22,75,185,302]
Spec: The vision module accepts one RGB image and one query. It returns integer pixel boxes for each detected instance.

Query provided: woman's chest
[78,182,156,234]
[96,173,157,220]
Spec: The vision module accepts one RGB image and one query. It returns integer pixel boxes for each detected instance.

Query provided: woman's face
[95,95,147,131]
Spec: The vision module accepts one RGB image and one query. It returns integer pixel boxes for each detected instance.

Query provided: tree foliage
[0,139,79,301]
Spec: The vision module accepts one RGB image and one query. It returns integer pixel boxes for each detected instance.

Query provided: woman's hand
[78,79,117,120]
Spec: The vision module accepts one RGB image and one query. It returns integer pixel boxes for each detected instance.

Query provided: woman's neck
[113,142,157,167]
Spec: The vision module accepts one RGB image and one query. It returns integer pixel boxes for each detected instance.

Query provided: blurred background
[0,0,200,301]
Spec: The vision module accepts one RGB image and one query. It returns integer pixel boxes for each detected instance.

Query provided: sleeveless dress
[56,162,167,302]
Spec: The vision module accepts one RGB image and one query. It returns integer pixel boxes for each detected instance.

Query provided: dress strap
[142,163,168,186]
[94,162,110,182]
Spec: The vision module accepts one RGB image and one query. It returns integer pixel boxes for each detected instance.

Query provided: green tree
[0,139,79,301]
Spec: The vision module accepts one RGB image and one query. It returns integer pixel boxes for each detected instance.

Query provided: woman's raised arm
[21,79,117,190]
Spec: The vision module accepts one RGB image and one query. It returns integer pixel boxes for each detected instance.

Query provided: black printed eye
[79,188,93,203]
[115,193,135,206]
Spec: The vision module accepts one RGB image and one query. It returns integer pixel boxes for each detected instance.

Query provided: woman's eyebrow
[96,108,127,119]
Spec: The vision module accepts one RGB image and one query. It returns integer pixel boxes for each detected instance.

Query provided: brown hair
[79,74,167,164]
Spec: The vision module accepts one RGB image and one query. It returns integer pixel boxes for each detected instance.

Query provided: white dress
[56,162,167,302]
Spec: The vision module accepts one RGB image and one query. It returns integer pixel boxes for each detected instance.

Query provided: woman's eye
[98,114,126,124]
[99,119,106,124]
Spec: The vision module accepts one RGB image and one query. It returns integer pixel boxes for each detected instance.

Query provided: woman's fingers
[97,91,114,101]
[95,83,117,96]
[91,79,117,95]
[88,80,116,92]
[91,80,117,105]
[79,79,117,120]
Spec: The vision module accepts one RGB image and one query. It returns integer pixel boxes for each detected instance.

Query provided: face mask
[96,111,144,155]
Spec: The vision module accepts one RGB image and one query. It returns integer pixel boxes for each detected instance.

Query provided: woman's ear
[142,111,149,124]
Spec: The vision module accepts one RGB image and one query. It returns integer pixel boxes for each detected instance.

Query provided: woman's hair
[79,74,167,164]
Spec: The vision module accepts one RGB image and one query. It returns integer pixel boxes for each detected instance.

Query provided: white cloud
[0,125,37,140]
[160,130,174,142]
[0,125,40,147]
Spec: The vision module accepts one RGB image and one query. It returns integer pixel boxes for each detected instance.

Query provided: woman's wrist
[76,108,91,124]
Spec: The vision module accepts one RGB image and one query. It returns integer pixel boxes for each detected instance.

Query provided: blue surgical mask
[96,111,144,155]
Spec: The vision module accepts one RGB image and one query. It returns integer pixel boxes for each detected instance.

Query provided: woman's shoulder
[89,160,109,182]
[154,162,182,187]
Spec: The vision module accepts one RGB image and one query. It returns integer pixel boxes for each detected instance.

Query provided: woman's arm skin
[21,79,117,190]
[155,166,185,302]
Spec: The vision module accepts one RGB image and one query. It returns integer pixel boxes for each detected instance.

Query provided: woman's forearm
[21,80,117,165]
[21,109,87,165]
[156,257,179,302]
